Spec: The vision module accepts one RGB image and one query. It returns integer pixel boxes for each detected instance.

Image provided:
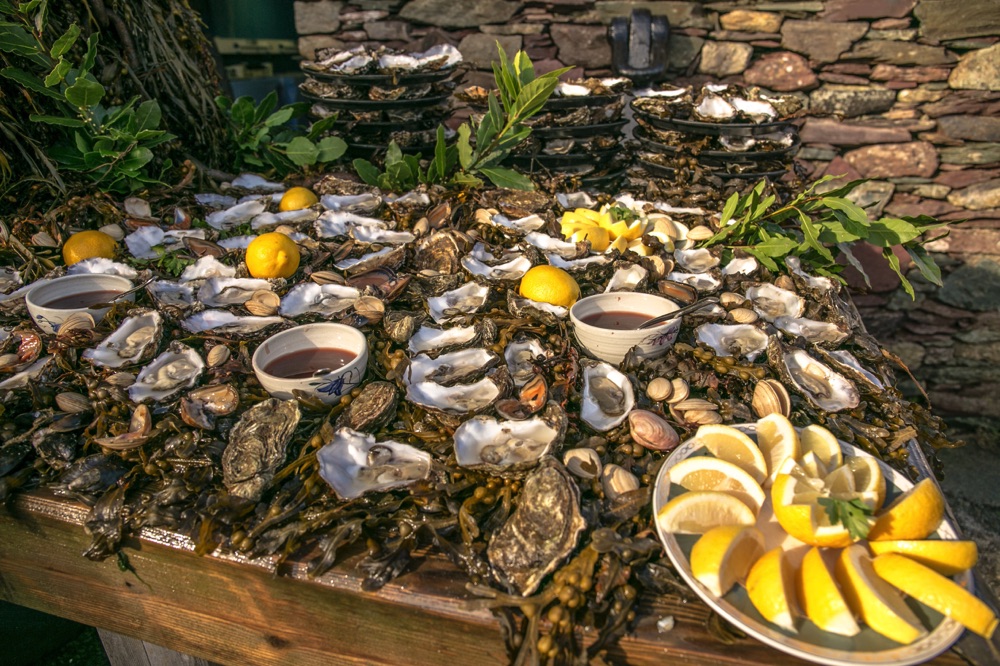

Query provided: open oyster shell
[580,359,635,432]
[317,428,432,500]
[696,323,769,361]
[83,310,162,368]
[128,342,204,403]
[181,310,284,335]
[427,281,490,323]
[769,339,860,413]
[453,403,567,475]
[746,283,804,322]
[279,283,360,318]
[406,348,499,387]
[198,278,273,307]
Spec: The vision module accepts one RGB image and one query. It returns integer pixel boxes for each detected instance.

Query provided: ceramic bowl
[25,274,134,334]
[569,292,681,365]
[252,323,368,405]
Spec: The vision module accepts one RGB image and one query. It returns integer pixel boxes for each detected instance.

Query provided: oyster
[251,208,319,231]
[406,348,499,387]
[83,310,162,368]
[819,349,886,392]
[279,283,360,318]
[580,360,635,432]
[66,258,139,279]
[722,256,759,276]
[732,97,777,123]
[230,174,283,192]
[147,280,195,309]
[461,254,532,281]
[205,199,268,230]
[198,278,273,307]
[693,94,736,121]
[128,342,204,403]
[453,403,567,475]
[674,248,720,273]
[489,212,547,235]
[771,341,860,413]
[505,337,547,387]
[320,193,381,214]
[746,283,804,322]
[547,254,613,272]
[523,232,589,260]
[665,271,721,292]
[350,226,415,245]
[427,281,490,323]
[415,231,472,275]
[774,316,849,346]
[334,246,406,274]
[179,256,236,283]
[125,227,205,260]
[408,323,478,354]
[405,364,511,415]
[336,381,398,432]
[317,428,432,500]
[181,310,284,335]
[487,458,585,595]
[696,323,769,361]
[605,264,648,292]
[180,384,240,429]
[222,398,301,502]
[507,291,568,327]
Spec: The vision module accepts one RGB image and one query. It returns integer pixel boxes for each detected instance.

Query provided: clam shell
[728,307,759,324]
[56,391,91,413]
[674,408,723,425]
[105,372,136,387]
[57,311,96,334]
[685,225,714,241]
[646,377,673,402]
[32,231,58,247]
[206,345,231,367]
[601,464,640,501]
[310,271,345,285]
[99,224,126,241]
[719,292,746,309]
[628,410,679,451]
[563,447,602,480]
[354,295,385,323]
[245,290,280,316]
[752,379,791,419]
[666,378,689,404]
[672,398,718,412]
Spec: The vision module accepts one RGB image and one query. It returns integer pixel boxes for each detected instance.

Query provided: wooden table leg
[98,629,215,666]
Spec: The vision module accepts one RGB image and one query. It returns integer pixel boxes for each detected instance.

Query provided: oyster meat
[408,324,477,354]
[181,310,284,335]
[222,398,301,502]
[406,348,499,387]
[580,360,635,431]
[696,323,769,361]
[771,341,860,413]
[83,310,162,368]
[317,428,431,500]
[198,278,273,307]
[427,281,490,323]
[279,283,360,318]
[505,337,547,387]
[746,283,804,322]
[128,342,204,403]
[453,403,567,475]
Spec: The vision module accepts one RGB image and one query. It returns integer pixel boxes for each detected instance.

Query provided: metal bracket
[609,9,670,86]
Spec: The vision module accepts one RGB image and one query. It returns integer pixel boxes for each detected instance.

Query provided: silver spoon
[636,296,720,329]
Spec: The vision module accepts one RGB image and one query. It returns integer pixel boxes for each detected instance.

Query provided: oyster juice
[579,310,653,329]
[263,348,357,378]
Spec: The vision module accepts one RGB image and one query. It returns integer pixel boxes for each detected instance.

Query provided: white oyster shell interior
[774,316,849,346]
[505,338,547,387]
[66,258,139,279]
[147,280,195,308]
[406,348,497,385]
[279,283,360,318]
[181,310,284,335]
[198,278,272,307]
[427,281,489,323]
[605,264,648,292]
[83,311,162,368]
[665,271,721,292]
[408,324,477,354]
[179,256,236,283]
[461,254,532,281]
[696,323,769,361]
[205,199,268,230]
[580,360,635,431]
[453,414,561,470]
[782,348,860,412]
[125,227,205,260]
[406,377,499,414]
[317,428,431,500]
[491,213,547,234]
[673,248,719,273]
[747,283,805,321]
[128,343,204,403]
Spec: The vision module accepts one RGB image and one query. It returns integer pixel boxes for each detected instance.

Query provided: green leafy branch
[215,91,346,176]
[705,176,948,298]
[817,497,873,540]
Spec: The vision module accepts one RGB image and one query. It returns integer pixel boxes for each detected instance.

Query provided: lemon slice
[824,462,880,509]
[867,478,944,541]
[756,414,800,486]
[692,424,768,485]
[799,424,843,470]
[799,451,829,480]
[798,547,860,637]
[667,456,765,514]
[657,490,756,535]
[868,539,978,576]
[834,545,927,645]
[609,235,629,254]
[846,455,886,511]
[746,547,798,633]
[772,473,854,547]
[691,525,765,597]
[872,553,997,639]
[569,226,610,252]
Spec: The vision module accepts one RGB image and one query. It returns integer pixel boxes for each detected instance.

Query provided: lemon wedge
[756,413,800,486]
[798,547,860,637]
[667,456,765,514]
[746,547,799,633]
[691,525,765,597]
[692,424,768,485]
[868,539,977,576]
[657,490,756,535]
[867,478,943,541]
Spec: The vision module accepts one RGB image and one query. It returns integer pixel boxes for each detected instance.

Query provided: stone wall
[293,0,1000,425]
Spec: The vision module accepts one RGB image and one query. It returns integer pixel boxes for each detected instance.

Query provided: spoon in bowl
[636,296,720,329]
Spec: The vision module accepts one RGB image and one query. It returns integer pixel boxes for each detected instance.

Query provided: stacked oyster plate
[300,44,462,157]
[457,78,633,190]
[631,84,801,181]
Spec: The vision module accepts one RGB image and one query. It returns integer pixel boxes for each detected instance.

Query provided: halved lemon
[798,547,860,637]
[690,525,765,597]
[667,456,765,514]
[692,424,768,485]
[834,545,927,645]
[657,490,756,535]
[755,413,800,486]
[868,539,978,576]
[872,553,997,639]
[568,226,610,252]
[798,424,843,470]
[772,473,854,547]
[746,547,798,633]
[867,478,943,541]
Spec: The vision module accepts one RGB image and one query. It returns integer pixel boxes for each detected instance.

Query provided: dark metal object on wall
[609,9,671,86]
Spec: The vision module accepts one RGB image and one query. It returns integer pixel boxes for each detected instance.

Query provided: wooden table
[0,490,986,666]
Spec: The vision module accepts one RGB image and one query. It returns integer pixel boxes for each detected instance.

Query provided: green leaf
[283,136,319,166]
[720,191,739,226]
[905,244,943,288]
[867,218,923,248]
[835,243,870,288]
[882,247,914,299]
[121,146,153,171]
[821,196,869,227]
[64,76,104,107]
[385,140,403,167]
[743,247,780,272]
[19,0,42,11]
[752,194,776,220]
[28,113,84,127]
[475,102,500,154]
[307,115,338,140]
[451,171,483,188]
[479,166,533,190]
[491,62,514,110]
[215,95,232,111]
[512,77,559,120]
[514,50,534,87]
[831,209,869,239]
[80,34,97,75]
[49,23,79,58]
[254,91,279,125]
[0,22,45,60]
[316,136,346,162]
[751,235,799,257]
[1,66,61,99]
[353,158,380,186]
[492,125,532,152]
[134,99,161,131]
[796,210,834,262]
[818,220,863,245]
[43,57,69,86]
[457,123,473,170]
[431,125,449,181]
[264,106,294,128]
[817,497,873,541]
[230,96,255,126]
[817,178,869,200]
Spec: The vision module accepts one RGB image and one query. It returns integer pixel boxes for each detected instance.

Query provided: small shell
[682,409,724,425]
[57,311,96,334]
[99,224,126,241]
[310,271,345,285]
[646,377,673,402]
[752,379,792,419]
[775,275,797,291]
[666,378,690,404]
[672,398,718,412]
[719,292,746,309]
[563,447,602,480]
[412,217,430,237]
[354,295,385,323]
[645,255,673,280]
[32,231,58,247]
[56,391,91,413]
[685,225,714,241]
[728,307,759,324]
[105,372,136,387]
[602,464,640,502]
[628,410,679,451]
[245,290,280,316]
[207,345,231,368]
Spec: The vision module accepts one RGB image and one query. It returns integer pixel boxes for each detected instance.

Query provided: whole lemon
[279,186,318,212]
[245,232,301,279]
[62,230,118,266]
[518,265,581,308]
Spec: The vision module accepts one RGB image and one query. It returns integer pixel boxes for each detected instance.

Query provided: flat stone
[937,115,1000,142]
[338,30,368,41]
[364,20,412,41]
[939,143,1000,165]
[910,183,951,199]
[340,10,389,23]
[820,155,863,180]
[867,29,918,41]
[527,45,557,60]
[667,34,705,71]
[844,41,958,66]
[719,9,783,33]
[948,179,1000,210]
[399,0,522,28]
[801,117,911,145]
[781,20,868,63]
[846,180,896,218]
[896,86,948,104]
[945,37,1000,50]
[799,146,839,161]
[459,33,522,69]
[481,23,546,35]
[936,168,1000,188]
[914,0,1000,42]
[939,258,1000,311]
[885,193,960,218]
[870,64,950,82]
[823,63,873,75]
[887,341,926,370]
[872,18,911,30]
[809,84,897,118]
[819,72,871,85]
[707,1,824,11]
[949,43,1000,91]
[929,227,1000,254]
[713,31,781,42]
[923,91,1000,118]
[532,58,581,79]
[294,0,344,35]
[550,24,611,69]
[696,41,752,77]
[845,142,939,178]
[743,51,817,91]
[886,81,918,90]
[298,35,344,60]
[750,40,782,48]
[587,2,711,28]
[820,0,914,20]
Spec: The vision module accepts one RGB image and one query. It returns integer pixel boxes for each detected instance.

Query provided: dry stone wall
[293,0,1000,426]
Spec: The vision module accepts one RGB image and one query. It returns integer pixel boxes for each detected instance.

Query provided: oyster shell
[222,398,300,501]
[487,458,585,595]
[181,310,284,335]
[179,256,236,283]
[128,342,204,403]
[66,258,139,279]
[673,248,720,273]
[580,359,635,432]
[693,94,736,121]
[563,448,602,480]
[505,337,547,387]
[336,381,398,432]
[317,428,432,500]
[407,348,499,387]
[696,323,769,361]
[405,363,511,415]
[408,323,478,354]
[665,271,721,292]
[83,310,162,368]
[461,254,532,281]
[198,278,273,307]
[774,316,849,346]
[523,232,589,260]
[350,226,415,245]
[489,212,547,235]
[125,227,206,260]
[320,192,381,214]
[205,199,268,230]
[605,264,648,292]
[507,292,568,326]
[147,280,195,309]
[770,340,860,413]
[746,283,804,322]
[414,230,471,275]
[279,283,360,318]
[722,256,759,276]
[334,246,406,274]
[453,402,567,475]
[427,281,489,323]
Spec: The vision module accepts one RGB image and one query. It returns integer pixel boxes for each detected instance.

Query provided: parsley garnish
[817,497,874,540]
